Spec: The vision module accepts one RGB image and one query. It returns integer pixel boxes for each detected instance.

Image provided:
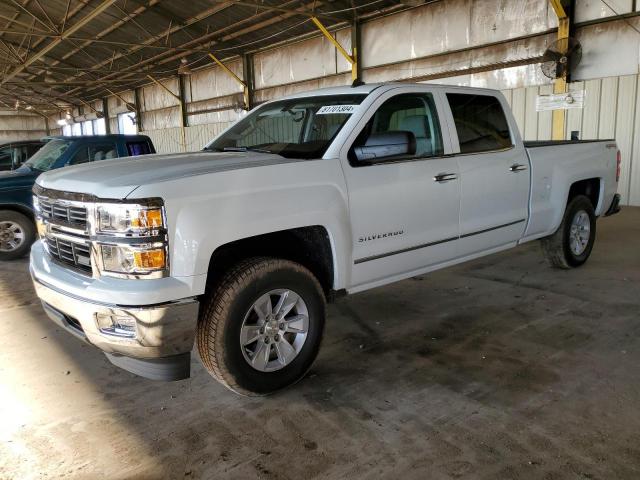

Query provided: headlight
[95,199,169,278]
[101,244,167,275]
[97,203,164,236]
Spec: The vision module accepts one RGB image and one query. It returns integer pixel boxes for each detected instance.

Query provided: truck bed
[524,139,615,148]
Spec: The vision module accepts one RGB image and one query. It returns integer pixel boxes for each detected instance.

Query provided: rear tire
[0,210,35,261]
[541,195,596,269]
[197,257,326,396]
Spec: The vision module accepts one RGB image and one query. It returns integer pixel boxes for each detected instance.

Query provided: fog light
[96,312,137,338]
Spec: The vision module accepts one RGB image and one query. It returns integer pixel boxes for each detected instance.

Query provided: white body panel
[32,83,619,307]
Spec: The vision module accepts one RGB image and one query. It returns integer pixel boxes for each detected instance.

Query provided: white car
[30,83,621,395]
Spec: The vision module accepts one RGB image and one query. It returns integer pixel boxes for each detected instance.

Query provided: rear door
[443,90,530,256]
[340,86,460,289]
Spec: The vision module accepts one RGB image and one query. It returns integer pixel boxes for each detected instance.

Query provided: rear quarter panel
[522,141,617,242]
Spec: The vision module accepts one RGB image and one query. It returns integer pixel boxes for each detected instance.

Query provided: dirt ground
[1,208,639,480]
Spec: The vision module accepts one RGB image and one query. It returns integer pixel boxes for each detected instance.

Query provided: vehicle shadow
[3,210,640,479]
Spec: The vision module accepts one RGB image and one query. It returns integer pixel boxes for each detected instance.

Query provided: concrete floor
[1,209,639,480]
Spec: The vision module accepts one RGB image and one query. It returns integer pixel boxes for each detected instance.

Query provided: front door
[340,88,461,290]
[443,91,530,257]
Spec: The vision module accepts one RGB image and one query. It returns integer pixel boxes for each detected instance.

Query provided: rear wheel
[541,195,596,269]
[197,257,326,396]
[0,210,35,261]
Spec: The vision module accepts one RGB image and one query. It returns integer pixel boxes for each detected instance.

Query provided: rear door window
[126,141,152,156]
[69,143,118,165]
[446,93,512,154]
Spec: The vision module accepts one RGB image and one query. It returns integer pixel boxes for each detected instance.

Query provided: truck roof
[280,82,500,100]
[42,134,151,142]
[0,139,46,147]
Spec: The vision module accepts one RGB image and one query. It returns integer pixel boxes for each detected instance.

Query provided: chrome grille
[39,198,88,229]
[45,236,92,273]
[37,192,93,275]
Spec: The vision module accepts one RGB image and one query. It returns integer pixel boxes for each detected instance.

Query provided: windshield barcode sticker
[316,105,357,115]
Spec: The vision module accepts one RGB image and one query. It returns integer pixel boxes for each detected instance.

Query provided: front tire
[197,257,326,396]
[0,210,36,261]
[541,195,596,269]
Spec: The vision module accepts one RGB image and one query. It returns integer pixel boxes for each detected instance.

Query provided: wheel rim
[240,289,309,372]
[0,221,25,252]
[569,209,591,256]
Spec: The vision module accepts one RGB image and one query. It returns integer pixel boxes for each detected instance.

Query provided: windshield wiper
[203,146,282,156]
[221,146,275,154]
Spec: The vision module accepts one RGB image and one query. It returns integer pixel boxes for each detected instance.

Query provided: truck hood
[36,151,300,199]
[0,167,40,192]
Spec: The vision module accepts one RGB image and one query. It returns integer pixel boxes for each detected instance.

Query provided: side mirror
[354,131,416,163]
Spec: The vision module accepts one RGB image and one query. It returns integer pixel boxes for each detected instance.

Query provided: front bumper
[31,251,200,381]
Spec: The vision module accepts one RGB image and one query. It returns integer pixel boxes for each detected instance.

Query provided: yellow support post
[311,16,358,83]
[549,0,570,140]
[207,53,251,110]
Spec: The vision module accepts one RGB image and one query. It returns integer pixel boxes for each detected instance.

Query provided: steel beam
[311,16,357,82]
[1,0,118,85]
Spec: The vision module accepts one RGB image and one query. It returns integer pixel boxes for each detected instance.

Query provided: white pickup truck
[30,83,621,395]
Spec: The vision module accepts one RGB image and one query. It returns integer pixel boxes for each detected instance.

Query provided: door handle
[509,164,528,172]
[434,173,458,183]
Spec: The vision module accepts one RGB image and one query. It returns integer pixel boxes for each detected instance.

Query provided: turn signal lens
[131,209,163,229]
[133,249,165,269]
[101,245,167,274]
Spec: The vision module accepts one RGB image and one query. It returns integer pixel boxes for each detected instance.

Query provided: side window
[446,93,512,154]
[126,141,152,156]
[69,143,117,165]
[0,147,12,169]
[13,146,28,166]
[351,93,443,165]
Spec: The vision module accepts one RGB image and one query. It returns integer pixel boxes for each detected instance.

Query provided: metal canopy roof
[0,0,407,115]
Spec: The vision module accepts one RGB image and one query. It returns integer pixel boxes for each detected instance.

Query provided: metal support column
[350,20,362,84]
[311,16,357,83]
[207,53,250,110]
[102,98,111,134]
[133,87,143,133]
[147,74,186,150]
[178,74,189,150]
[241,54,254,111]
[549,0,570,140]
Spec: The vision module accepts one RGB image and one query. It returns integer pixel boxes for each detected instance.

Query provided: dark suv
[0,134,155,260]
[0,140,46,171]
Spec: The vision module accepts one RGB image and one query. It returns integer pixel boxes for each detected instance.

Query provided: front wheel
[541,195,597,269]
[197,257,326,396]
[0,210,36,261]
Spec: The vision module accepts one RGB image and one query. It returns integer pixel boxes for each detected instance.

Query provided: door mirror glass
[353,131,416,163]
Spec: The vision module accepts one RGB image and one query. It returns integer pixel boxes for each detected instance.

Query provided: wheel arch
[204,225,337,299]
[567,177,602,213]
[0,202,34,220]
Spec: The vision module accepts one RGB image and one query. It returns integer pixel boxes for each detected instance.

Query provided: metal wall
[0,112,47,142]
[11,0,640,204]
[503,75,640,206]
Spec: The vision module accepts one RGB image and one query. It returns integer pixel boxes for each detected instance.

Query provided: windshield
[24,139,70,171]
[206,94,367,159]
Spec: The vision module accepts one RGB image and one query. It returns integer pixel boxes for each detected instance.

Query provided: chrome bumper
[32,276,199,380]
